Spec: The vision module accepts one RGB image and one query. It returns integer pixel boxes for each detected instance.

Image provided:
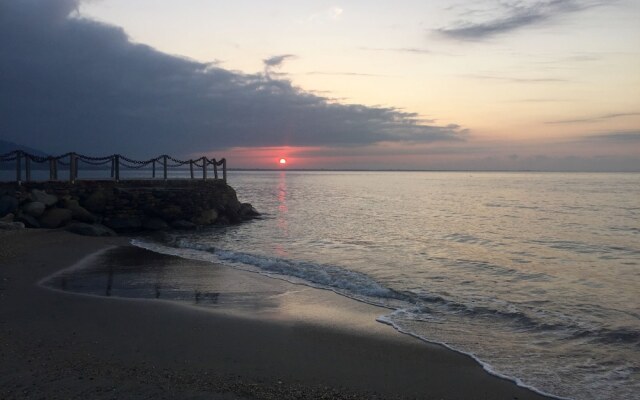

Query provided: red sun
[279,158,287,165]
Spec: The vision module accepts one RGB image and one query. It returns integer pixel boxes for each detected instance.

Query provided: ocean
[57,171,640,399]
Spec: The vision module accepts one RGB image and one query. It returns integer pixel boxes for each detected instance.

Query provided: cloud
[330,7,343,20]
[546,112,640,124]
[436,0,605,40]
[577,131,640,142]
[464,74,569,83]
[263,54,296,68]
[304,71,386,77]
[360,47,433,55]
[0,0,465,157]
[307,6,344,23]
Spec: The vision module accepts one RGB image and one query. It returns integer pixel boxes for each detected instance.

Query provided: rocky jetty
[0,180,259,236]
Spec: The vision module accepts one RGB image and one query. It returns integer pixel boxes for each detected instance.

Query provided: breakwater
[0,180,259,235]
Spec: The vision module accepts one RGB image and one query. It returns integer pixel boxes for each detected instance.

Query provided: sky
[1,0,639,170]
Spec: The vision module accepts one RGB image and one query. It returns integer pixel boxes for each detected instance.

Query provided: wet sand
[0,229,553,399]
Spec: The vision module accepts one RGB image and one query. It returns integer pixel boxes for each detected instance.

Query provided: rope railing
[0,150,227,184]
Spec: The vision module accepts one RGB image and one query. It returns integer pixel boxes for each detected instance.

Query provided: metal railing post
[49,157,55,181]
[152,159,156,178]
[213,160,218,179]
[69,153,76,183]
[202,157,207,180]
[163,155,168,180]
[25,155,31,182]
[15,151,22,184]
[222,159,227,183]
[189,160,194,179]
[114,155,120,182]
[110,156,115,178]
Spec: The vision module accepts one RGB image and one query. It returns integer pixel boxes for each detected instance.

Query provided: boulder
[0,195,19,217]
[22,201,46,217]
[83,190,108,213]
[0,221,25,230]
[239,203,260,219]
[192,209,218,225]
[31,189,58,207]
[171,219,197,230]
[158,205,183,221]
[39,208,73,228]
[0,212,14,222]
[142,217,170,231]
[61,199,96,223]
[104,216,142,231]
[65,223,116,237]
[15,213,40,228]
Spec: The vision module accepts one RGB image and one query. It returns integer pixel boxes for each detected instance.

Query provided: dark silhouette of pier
[0,150,226,183]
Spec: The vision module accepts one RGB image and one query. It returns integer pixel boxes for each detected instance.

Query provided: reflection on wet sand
[43,246,285,312]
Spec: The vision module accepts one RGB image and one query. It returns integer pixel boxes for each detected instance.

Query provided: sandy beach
[0,229,553,399]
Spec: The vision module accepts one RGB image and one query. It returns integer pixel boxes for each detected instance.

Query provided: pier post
[163,155,168,180]
[213,160,218,180]
[15,151,22,184]
[189,160,194,179]
[202,157,207,180]
[49,157,55,181]
[114,155,120,182]
[25,155,31,182]
[152,159,156,178]
[69,153,76,183]
[74,154,79,181]
[222,159,227,183]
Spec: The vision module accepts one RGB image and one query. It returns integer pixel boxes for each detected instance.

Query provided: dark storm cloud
[0,0,464,157]
[436,0,605,40]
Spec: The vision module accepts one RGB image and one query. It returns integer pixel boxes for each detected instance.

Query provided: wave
[132,238,640,349]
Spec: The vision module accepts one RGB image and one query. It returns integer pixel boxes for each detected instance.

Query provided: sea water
[133,171,639,399]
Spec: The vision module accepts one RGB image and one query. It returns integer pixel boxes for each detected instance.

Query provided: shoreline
[1,229,554,399]
[130,238,566,400]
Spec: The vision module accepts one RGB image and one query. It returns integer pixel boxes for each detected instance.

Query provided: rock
[61,199,96,223]
[0,221,25,230]
[0,195,19,217]
[22,201,46,217]
[192,209,218,225]
[239,203,260,219]
[171,219,197,230]
[65,223,116,237]
[0,212,14,222]
[83,190,108,213]
[215,215,231,225]
[142,217,170,231]
[15,213,40,228]
[39,208,73,228]
[31,189,58,207]
[104,216,142,231]
[159,205,183,221]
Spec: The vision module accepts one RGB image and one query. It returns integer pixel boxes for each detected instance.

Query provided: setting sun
[279,158,287,165]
